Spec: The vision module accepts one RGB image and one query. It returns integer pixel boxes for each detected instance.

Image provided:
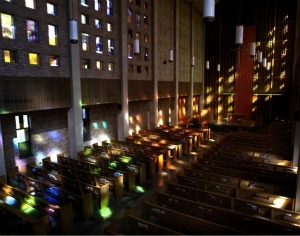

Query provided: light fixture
[203,0,215,22]
[69,20,78,44]
[133,38,140,54]
[169,49,174,62]
[235,25,244,47]
[257,51,263,63]
[249,42,256,56]
[191,56,195,66]
[217,64,220,72]
[206,61,210,70]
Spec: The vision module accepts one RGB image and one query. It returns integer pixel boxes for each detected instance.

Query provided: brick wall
[1,108,69,170]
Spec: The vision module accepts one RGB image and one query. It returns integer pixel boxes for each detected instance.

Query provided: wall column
[68,0,84,158]
[292,0,300,212]
[149,0,159,129]
[117,0,129,140]
[173,0,180,126]
[0,119,6,181]
[189,1,195,118]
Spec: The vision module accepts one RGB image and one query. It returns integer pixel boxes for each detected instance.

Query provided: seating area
[1,124,300,235]
[102,126,300,235]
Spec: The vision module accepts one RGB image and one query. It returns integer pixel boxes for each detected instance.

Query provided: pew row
[0,181,70,234]
[43,155,124,201]
[155,190,300,235]
[92,143,158,177]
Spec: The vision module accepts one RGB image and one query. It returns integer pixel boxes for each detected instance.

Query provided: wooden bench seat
[23,162,94,220]
[190,160,296,194]
[92,143,158,177]
[103,139,171,169]
[124,207,182,235]
[41,156,123,201]
[141,195,244,235]
[155,190,300,235]
[0,183,61,235]
[77,152,136,191]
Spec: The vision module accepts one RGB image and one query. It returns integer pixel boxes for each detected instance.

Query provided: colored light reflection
[48,131,62,140]
[135,186,145,193]
[109,161,118,168]
[99,207,112,219]
[120,156,132,163]
[272,197,289,208]
[4,195,17,205]
[24,196,36,206]
[102,121,107,129]
[21,204,36,215]
[92,122,99,129]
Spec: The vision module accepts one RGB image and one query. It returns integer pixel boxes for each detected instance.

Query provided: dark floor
[69,134,217,235]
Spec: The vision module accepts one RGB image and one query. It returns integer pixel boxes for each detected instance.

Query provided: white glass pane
[15,116,20,129]
[23,115,29,128]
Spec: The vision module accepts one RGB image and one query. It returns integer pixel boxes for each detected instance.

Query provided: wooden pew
[102,141,164,172]
[124,207,182,235]
[0,181,54,235]
[141,195,244,235]
[80,146,147,185]
[77,152,136,192]
[156,187,300,234]
[54,155,124,200]
[7,168,74,234]
[25,161,94,220]
[104,139,172,169]
[183,166,294,198]
[92,143,157,177]
[190,161,296,196]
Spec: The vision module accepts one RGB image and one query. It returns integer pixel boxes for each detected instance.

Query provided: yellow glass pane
[29,53,39,65]
[4,50,11,62]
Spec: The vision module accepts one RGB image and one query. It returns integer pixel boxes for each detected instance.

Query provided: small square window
[144,48,149,61]
[108,62,114,71]
[144,35,148,43]
[25,0,36,9]
[144,2,148,11]
[128,44,133,59]
[81,14,89,24]
[27,19,38,42]
[96,36,103,53]
[81,0,88,7]
[47,3,57,15]
[137,66,141,73]
[95,19,102,29]
[4,49,17,63]
[128,29,133,39]
[127,8,133,24]
[96,61,103,70]
[95,0,101,11]
[29,53,40,65]
[82,33,90,51]
[128,64,133,73]
[107,23,113,32]
[48,24,58,46]
[108,39,114,55]
[144,16,148,30]
[50,55,60,66]
[1,13,15,39]
[83,59,90,69]
[106,0,113,16]
[136,13,141,27]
